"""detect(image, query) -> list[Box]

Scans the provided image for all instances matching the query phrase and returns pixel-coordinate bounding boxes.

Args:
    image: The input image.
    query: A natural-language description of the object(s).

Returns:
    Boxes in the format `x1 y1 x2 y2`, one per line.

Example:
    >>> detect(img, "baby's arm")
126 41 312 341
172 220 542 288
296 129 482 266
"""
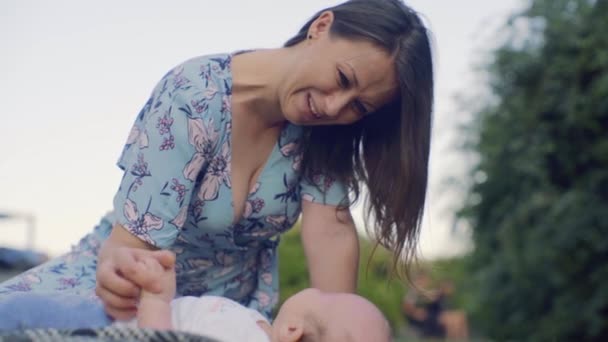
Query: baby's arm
128 251 176 330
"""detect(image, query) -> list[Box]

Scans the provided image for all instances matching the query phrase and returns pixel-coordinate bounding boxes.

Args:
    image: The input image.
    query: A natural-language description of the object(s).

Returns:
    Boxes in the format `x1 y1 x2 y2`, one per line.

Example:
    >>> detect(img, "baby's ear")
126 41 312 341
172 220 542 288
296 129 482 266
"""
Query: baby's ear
279 321 304 342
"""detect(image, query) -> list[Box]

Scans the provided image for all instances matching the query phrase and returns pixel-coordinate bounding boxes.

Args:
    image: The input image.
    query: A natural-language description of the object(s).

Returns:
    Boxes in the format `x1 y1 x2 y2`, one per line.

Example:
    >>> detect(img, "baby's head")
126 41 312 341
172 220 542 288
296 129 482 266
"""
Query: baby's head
270 288 391 342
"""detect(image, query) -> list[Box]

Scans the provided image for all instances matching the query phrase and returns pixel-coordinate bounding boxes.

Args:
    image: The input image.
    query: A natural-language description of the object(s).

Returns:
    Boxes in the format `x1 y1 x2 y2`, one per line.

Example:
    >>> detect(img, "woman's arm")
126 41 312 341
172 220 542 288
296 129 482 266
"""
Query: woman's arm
300 200 359 292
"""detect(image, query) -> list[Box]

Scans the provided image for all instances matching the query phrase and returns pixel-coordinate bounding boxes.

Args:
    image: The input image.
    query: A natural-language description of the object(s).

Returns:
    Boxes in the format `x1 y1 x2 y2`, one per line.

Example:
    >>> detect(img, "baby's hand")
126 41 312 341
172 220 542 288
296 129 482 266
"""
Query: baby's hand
131 252 176 304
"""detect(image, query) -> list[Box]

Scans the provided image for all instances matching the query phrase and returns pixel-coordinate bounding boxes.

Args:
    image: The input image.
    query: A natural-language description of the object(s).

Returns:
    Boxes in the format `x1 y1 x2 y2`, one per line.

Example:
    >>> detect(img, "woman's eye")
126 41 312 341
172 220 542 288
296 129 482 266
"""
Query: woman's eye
338 70 349 88
353 101 367 115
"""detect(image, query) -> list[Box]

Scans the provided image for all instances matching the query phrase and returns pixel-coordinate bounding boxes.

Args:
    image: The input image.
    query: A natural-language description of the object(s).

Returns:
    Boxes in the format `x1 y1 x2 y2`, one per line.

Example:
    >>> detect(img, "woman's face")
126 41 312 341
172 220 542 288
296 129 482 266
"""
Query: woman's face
280 12 398 126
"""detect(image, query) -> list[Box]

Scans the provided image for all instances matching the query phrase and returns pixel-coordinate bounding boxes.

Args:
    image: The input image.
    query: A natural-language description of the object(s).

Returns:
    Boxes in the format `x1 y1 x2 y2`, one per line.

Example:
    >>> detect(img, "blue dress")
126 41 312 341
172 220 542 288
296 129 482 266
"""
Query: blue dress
0 53 346 319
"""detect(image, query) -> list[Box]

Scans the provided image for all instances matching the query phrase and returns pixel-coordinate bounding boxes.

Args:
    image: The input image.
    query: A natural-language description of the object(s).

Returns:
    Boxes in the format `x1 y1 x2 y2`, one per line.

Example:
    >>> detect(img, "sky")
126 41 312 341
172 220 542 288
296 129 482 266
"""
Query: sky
0 0 525 259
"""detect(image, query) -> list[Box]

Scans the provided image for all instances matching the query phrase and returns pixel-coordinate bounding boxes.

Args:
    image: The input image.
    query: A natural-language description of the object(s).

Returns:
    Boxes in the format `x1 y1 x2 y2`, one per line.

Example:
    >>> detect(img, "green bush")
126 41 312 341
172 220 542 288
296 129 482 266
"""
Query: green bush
459 0 608 339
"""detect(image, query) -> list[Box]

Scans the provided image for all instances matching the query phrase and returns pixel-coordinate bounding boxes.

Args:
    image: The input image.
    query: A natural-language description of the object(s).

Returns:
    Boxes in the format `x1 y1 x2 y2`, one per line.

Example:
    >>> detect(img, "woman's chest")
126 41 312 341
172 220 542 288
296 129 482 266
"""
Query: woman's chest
182 124 304 247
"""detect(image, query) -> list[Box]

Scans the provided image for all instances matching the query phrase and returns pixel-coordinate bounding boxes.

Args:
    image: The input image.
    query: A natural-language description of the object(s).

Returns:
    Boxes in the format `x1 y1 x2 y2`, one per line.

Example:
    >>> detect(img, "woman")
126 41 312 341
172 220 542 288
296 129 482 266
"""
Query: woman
0 0 433 321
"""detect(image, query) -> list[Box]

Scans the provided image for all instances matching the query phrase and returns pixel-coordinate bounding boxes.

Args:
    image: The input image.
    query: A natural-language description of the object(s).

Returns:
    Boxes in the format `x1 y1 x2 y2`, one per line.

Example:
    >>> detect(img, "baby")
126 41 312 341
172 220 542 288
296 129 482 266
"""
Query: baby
129 250 391 342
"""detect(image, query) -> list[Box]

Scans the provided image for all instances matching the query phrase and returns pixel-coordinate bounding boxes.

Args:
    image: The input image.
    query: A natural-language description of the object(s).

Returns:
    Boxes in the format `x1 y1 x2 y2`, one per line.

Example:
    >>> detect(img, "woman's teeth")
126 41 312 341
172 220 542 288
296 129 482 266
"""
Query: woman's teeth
308 96 322 118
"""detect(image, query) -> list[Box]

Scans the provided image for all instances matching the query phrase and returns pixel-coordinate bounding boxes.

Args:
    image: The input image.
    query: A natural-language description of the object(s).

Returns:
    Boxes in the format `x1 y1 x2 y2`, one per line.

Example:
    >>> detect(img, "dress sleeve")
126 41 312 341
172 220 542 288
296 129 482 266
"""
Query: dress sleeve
112 62 222 248
299 173 348 206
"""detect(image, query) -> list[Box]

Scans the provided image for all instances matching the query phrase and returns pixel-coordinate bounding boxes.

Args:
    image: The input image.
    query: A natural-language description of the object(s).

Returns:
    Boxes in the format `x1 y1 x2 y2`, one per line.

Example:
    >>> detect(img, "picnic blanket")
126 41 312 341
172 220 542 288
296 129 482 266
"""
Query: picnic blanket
0 326 219 342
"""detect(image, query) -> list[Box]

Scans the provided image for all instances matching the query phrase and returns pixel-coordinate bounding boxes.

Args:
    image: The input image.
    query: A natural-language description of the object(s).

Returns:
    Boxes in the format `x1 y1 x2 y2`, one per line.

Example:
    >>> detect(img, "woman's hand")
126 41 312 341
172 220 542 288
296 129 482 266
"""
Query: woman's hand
131 251 176 304
95 224 173 320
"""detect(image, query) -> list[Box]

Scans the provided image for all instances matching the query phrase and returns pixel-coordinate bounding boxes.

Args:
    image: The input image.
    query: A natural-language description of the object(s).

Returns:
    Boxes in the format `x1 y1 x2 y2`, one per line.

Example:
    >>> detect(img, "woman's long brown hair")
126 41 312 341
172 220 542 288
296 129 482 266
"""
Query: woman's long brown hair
285 0 434 277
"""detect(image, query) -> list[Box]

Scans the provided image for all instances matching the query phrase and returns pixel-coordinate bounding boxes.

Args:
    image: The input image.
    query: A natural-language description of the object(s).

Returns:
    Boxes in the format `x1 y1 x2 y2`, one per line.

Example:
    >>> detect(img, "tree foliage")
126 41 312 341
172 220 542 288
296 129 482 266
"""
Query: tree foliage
459 0 608 339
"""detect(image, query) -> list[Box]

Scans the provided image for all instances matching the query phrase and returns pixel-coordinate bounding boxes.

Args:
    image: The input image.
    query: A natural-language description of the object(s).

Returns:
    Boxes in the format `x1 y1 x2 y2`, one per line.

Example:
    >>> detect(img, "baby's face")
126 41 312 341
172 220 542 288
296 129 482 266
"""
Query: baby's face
272 288 390 342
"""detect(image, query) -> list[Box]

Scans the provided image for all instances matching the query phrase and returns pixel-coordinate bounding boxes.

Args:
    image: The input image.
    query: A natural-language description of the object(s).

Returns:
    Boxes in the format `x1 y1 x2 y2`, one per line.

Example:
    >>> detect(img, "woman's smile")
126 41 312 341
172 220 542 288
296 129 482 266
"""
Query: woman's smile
308 93 323 119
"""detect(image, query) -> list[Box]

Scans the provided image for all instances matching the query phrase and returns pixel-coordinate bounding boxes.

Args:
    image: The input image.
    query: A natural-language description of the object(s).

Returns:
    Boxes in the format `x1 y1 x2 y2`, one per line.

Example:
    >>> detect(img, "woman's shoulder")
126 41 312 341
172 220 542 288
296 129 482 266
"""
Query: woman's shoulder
166 53 232 80
179 53 232 72
157 53 234 97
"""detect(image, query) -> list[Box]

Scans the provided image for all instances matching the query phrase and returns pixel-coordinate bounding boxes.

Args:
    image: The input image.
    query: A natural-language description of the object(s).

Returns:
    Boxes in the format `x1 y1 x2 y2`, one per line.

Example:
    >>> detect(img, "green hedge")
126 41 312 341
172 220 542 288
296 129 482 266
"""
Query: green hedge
458 0 608 339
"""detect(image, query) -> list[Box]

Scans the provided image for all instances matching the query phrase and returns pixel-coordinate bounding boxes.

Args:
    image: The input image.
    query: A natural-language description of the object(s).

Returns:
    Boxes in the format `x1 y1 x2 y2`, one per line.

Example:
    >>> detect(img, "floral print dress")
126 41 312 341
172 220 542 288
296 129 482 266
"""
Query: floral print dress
0 53 346 319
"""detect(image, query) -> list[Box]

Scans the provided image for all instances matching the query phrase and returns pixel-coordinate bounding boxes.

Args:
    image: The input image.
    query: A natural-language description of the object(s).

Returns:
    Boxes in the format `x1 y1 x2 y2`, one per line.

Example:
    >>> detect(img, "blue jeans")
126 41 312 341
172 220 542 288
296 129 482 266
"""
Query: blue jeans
0 292 112 330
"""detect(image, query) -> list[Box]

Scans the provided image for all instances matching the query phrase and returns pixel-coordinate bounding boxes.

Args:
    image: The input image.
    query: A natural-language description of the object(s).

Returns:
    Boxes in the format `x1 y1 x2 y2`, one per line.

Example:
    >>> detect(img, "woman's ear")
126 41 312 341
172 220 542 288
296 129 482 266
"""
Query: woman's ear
279 322 304 342
307 10 334 40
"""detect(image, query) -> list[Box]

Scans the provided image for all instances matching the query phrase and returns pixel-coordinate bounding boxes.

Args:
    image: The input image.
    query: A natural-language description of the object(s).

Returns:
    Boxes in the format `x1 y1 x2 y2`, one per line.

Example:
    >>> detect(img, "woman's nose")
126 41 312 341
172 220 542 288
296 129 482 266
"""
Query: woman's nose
324 91 354 117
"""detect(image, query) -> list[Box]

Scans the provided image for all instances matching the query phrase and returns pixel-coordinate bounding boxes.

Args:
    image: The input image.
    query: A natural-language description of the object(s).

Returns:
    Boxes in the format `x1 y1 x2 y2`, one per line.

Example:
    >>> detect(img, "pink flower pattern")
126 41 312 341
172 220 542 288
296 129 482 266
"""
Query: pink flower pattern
197 140 231 201
123 199 164 245
182 117 220 182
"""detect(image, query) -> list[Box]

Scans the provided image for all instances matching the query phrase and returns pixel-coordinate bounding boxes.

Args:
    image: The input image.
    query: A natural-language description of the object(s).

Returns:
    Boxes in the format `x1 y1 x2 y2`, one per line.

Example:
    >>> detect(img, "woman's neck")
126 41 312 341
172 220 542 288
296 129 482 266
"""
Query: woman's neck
230 48 294 129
